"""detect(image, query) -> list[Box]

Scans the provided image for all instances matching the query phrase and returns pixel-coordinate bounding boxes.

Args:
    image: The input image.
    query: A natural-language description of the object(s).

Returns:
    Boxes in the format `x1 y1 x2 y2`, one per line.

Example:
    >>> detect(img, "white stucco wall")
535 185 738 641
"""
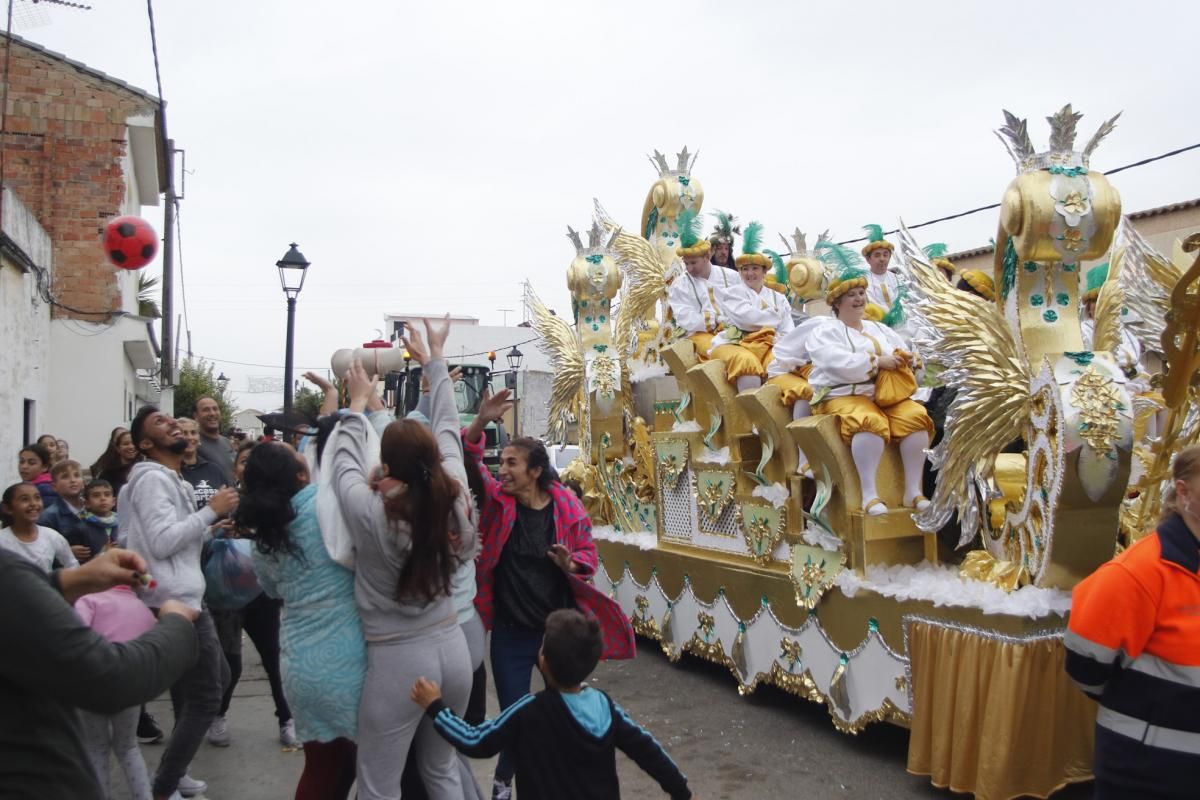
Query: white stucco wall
0 187 53 488
46 316 159 472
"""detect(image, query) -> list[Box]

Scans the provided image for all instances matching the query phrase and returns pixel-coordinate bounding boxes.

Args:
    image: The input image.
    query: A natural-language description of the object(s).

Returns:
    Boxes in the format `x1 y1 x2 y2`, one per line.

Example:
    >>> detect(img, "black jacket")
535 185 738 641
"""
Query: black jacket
426 686 691 800
0 551 198 798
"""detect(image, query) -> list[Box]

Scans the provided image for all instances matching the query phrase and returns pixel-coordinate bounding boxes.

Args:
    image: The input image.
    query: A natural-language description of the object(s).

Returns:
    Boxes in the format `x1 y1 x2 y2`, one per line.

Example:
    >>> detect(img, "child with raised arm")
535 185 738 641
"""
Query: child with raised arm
411 609 694 800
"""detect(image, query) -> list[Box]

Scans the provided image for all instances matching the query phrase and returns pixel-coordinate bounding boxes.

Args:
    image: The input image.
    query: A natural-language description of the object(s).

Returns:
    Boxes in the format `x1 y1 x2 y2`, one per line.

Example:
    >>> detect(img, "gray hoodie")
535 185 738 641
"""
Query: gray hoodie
121 460 217 610
332 358 477 641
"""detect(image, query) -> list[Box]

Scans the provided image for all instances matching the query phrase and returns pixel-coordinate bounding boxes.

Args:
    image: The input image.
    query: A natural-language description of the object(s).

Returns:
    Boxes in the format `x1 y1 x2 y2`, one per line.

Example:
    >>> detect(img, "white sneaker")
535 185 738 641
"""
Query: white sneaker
279 718 301 749
177 774 207 797
207 715 231 747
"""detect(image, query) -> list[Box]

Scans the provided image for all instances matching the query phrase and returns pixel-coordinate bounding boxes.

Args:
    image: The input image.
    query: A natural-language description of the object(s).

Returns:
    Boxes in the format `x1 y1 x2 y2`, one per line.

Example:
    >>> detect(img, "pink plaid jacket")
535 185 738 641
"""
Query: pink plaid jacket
463 432 635 660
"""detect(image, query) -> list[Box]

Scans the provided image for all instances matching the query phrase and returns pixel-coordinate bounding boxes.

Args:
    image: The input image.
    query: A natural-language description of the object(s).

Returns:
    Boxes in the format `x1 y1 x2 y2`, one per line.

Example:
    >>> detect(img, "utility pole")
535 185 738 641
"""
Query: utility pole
160 138 176 390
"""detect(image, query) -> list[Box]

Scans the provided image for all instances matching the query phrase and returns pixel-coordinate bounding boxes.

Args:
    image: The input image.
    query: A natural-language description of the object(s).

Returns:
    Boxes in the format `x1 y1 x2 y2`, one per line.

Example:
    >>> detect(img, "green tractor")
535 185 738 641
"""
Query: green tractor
396 363 508 473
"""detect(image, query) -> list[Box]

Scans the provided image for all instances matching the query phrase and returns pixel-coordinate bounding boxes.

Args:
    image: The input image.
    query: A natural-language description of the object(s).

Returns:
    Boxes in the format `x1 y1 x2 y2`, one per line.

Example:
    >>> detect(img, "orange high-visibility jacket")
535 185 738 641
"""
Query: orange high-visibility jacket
1064 513 1200 797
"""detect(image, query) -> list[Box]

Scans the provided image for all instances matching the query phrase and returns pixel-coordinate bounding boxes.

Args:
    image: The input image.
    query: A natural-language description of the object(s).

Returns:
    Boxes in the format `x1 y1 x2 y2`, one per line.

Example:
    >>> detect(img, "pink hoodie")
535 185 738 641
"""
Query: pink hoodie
74 585 157 643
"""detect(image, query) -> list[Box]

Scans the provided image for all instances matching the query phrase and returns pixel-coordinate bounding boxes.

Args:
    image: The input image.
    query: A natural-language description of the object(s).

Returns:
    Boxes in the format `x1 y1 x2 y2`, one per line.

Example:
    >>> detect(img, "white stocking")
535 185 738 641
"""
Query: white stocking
900 430 930 507
736 375 762 392
793 400 812 474
851 432 886 514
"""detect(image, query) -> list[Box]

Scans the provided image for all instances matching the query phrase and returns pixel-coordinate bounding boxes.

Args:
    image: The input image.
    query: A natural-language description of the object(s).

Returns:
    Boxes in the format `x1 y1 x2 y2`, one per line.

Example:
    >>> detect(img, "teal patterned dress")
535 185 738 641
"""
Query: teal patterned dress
252 484 365 743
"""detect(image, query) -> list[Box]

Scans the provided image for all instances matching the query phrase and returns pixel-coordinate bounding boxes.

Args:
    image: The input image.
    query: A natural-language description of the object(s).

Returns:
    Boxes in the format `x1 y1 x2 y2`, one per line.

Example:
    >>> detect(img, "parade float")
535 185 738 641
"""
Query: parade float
523 109 1200 799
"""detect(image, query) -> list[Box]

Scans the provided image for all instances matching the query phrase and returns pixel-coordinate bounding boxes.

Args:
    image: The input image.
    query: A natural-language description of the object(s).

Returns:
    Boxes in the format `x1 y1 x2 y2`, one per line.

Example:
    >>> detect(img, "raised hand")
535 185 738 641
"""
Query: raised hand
425 313 451 361
402 325 429 367
478 387 513 424
344 358 379 413
302 371 334 393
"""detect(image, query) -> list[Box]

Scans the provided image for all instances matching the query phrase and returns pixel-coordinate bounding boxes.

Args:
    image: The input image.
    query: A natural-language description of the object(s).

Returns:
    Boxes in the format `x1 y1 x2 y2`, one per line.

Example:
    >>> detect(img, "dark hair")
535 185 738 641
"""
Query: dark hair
563 480 584 501
236 443 305 558
130 405 159 453
956 276 987 300
542 609 602 686
50 459 82 481
20 443 50 469
1 482 36 528
90 428 130 477
37 434 57 448
504 437 554 491
379 419 460 603
84 479 113 499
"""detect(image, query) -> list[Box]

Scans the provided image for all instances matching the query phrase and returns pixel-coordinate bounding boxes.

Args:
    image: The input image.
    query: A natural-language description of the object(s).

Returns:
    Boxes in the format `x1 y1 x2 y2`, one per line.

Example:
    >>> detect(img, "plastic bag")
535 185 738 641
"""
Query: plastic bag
203 537 262 611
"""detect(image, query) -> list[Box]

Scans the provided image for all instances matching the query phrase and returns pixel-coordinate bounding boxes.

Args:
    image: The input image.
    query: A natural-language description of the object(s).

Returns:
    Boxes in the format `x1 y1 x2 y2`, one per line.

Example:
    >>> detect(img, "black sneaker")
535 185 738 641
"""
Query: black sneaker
137 710 164 744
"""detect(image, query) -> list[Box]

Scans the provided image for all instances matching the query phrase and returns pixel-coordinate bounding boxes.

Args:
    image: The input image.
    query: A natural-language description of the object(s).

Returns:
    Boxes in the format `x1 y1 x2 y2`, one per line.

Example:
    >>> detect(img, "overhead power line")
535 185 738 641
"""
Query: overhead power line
835 141 1200 245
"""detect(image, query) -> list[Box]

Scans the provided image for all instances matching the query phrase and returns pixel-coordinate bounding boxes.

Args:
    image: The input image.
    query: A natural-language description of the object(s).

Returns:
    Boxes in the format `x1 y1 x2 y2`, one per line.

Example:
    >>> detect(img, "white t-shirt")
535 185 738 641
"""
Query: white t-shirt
0 526 79 573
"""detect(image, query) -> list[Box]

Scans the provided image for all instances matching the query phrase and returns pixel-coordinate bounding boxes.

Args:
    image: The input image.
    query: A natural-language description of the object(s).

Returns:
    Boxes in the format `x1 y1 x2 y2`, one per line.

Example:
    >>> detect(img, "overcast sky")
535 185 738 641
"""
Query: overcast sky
24 0 1200 411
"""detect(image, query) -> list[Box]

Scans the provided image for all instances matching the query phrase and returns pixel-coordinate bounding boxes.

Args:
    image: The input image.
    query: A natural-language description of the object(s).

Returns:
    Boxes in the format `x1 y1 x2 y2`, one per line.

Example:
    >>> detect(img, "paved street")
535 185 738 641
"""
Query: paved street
117 637 1093 799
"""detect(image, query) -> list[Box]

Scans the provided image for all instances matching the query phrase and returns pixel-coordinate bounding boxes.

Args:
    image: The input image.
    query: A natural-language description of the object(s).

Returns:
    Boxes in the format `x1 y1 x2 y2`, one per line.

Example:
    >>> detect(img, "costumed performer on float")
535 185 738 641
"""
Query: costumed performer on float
807 267 934 516
709 221 795 392
709 210 740 273
666 209 733 360
765 316 825 476
924 242 957 284
861 224 905 326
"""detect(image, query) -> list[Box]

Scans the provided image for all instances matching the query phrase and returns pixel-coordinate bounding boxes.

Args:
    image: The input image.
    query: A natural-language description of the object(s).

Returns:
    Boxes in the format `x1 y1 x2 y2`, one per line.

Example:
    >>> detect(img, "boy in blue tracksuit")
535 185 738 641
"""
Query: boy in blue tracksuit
412 609 692 800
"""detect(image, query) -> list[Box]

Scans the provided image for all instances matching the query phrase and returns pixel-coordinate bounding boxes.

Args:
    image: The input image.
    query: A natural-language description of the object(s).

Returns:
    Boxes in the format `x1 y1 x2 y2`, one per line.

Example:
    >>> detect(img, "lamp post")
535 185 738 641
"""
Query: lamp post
276 243 311 419
505 344 524 437
216 372 229 393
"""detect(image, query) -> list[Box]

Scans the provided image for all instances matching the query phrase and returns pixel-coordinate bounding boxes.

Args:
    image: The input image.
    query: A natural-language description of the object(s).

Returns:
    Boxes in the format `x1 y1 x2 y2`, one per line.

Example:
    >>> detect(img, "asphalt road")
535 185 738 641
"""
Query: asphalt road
116 637 1093 799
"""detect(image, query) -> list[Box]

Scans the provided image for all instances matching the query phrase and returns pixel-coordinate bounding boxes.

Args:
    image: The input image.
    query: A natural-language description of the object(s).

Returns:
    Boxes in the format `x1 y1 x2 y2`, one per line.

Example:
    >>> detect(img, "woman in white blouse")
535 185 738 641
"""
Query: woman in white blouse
807 269 934 516
709 222 794 391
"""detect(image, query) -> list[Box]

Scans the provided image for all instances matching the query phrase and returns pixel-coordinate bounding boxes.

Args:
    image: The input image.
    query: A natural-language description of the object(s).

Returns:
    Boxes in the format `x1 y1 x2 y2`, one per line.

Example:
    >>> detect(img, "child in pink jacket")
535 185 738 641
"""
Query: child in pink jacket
75 585 158 800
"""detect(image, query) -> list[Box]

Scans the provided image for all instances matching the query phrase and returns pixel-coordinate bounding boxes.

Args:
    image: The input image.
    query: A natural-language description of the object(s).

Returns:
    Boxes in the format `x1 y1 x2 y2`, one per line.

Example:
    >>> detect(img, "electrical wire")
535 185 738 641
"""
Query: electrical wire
834 141 1200 245
193 335 543 372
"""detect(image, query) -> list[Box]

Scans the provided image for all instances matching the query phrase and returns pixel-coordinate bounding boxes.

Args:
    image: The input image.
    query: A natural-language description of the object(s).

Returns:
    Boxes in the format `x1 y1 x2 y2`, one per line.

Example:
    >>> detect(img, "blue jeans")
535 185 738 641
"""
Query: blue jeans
489 620 544 784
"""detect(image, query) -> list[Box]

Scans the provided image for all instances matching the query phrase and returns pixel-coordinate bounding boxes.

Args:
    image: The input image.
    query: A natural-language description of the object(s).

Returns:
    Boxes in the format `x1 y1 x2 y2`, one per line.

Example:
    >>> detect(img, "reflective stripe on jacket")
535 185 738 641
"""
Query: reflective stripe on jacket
1065 513 1200 797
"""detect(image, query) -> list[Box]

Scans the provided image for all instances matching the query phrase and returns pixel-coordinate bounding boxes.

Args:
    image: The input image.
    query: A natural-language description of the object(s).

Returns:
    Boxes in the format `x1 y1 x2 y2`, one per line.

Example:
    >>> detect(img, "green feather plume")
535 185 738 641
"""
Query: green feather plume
814 240 864 272
922 242 949 259
881 294 906 328
677 208 704 249
741 221 764 256
711 210 740 240
764 249 787 284
837 267 868 284
862 223 886 243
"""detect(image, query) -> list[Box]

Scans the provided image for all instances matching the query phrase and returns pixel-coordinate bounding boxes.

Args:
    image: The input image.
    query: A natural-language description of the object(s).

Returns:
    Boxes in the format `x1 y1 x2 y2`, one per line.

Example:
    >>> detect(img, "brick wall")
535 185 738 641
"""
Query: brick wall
1 40 155 319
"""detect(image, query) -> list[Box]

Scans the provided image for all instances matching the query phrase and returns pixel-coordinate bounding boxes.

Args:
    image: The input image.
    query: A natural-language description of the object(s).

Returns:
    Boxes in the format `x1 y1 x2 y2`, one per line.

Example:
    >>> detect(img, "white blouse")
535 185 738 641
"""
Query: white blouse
766 317 831 377
865 269 902 309
807 319 908 400
666 267 733 335
708 283 795 351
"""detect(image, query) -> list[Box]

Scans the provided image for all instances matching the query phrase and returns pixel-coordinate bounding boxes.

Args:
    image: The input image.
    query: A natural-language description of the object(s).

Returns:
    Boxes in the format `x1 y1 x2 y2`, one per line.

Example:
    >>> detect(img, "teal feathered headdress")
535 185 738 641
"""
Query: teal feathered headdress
709 210 740 245
735 221 770 267
763 249 788 286
861 223 894 257
675 208 710 257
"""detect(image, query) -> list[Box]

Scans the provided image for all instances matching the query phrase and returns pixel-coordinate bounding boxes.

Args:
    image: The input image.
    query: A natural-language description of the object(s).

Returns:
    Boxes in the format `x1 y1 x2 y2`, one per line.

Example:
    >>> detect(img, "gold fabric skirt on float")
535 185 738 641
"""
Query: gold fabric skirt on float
905 617 1096 800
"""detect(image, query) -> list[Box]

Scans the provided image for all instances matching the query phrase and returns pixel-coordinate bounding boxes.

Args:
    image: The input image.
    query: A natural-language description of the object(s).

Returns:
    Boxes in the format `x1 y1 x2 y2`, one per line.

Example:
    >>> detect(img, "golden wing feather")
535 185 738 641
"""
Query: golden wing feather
898 225 1032 545
522 283 583 442
1092 245 1125 354
594 199 676 357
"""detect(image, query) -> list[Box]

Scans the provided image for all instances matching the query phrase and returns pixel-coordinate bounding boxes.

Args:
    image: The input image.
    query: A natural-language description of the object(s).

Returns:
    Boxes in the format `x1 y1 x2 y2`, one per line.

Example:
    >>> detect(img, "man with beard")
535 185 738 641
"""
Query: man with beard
122 406 238 800
708 209 740 273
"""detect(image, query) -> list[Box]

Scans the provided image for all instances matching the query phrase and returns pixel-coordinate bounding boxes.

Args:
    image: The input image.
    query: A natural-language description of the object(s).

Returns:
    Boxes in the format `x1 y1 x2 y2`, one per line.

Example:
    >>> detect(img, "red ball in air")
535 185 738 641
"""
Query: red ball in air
103 215 159 270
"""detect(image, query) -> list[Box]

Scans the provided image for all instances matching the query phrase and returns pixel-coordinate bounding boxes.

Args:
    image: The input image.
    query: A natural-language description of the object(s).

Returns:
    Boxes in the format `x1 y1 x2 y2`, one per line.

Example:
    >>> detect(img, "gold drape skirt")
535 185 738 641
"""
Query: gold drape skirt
905 618 1096 800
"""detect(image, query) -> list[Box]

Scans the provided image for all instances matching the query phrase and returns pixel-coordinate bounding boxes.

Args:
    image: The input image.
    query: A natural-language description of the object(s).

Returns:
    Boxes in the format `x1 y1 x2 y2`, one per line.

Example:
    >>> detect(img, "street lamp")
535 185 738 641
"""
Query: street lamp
506 345 524 372
276 243 311 418
216 372 229 393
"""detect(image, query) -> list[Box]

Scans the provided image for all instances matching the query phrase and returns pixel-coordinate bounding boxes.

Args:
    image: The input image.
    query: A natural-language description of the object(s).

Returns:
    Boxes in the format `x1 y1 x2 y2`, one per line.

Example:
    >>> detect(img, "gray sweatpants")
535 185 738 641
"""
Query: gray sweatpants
357 622 472 800
154 610 230 797
80 705 152 800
